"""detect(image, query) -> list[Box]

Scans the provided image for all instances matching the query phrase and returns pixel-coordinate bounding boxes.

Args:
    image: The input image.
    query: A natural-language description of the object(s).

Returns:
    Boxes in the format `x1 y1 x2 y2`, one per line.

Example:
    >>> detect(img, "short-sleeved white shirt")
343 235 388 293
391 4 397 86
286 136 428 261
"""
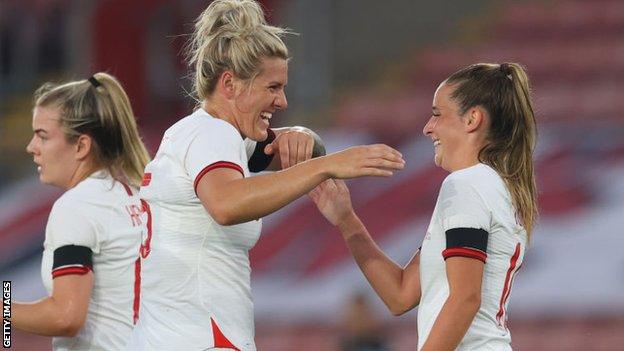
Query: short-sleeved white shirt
128 109 261 351
418 163 527 351
41 170 143 351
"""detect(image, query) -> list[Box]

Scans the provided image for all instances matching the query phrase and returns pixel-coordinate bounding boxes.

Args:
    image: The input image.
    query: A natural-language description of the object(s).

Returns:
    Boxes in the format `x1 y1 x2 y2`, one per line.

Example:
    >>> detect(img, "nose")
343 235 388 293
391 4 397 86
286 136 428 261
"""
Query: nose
274 90 288 110
26 135 37 155
423 116 434 136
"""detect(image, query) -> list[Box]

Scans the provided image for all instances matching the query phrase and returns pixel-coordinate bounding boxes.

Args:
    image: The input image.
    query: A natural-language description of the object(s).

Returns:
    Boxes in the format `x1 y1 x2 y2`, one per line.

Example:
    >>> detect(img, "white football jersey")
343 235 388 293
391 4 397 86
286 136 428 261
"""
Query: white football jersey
418 163 527 351
41 170 143 351
128 109 261 351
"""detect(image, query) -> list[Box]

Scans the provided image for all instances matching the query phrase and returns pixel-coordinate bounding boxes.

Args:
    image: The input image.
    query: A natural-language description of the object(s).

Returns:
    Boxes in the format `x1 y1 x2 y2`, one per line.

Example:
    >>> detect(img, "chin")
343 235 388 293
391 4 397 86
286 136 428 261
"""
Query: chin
39 174 52 185
434 155 451 172
251 128 268 142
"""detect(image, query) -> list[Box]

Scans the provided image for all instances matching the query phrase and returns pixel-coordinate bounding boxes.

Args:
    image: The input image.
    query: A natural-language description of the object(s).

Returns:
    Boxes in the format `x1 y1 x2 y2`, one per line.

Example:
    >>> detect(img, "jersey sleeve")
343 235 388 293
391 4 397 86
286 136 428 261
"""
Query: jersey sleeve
438 176 491 263
46 199 101 277
184 121 246 192
439 176 491 231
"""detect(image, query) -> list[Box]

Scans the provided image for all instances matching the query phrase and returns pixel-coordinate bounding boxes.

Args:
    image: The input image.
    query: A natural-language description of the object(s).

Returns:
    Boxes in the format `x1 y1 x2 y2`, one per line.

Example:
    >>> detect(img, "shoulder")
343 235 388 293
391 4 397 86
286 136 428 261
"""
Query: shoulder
52 173 122 216
172 109 240 138
442 164 503 194
437 165 496 231
53 180 97 212
48 186 98 231
447 163 497 182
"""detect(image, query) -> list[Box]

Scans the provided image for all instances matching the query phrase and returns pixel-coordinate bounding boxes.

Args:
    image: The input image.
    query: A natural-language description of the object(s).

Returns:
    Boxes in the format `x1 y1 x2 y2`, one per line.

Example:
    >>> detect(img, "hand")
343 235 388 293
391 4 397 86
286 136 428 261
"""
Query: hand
323 144 405 179
309 179 355 226
264 128 314 169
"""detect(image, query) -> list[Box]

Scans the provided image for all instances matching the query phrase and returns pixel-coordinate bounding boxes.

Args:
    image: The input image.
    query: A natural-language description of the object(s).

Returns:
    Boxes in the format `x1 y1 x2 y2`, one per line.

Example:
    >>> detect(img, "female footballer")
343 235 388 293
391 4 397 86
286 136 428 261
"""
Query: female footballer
311 63 538 351
128 1 405 350
12 73 150 350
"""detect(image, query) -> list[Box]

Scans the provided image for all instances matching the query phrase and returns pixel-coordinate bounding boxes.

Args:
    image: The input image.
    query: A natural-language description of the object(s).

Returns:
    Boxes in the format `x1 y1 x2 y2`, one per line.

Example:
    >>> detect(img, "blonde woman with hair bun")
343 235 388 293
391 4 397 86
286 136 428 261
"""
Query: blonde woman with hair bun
11 73 150 350
128 0 405 350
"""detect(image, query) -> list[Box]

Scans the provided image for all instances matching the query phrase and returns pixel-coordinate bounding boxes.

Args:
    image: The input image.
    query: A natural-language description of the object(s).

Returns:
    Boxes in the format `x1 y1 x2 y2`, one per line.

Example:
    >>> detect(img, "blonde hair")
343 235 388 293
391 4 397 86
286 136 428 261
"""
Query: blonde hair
187 0 291 100
34 72 150 187
445 62 538 238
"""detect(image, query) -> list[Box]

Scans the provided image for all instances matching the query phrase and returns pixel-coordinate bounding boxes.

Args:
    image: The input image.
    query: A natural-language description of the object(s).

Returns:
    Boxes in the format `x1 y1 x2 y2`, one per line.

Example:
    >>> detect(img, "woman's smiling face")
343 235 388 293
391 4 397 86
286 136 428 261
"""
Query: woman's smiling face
231 56 288 141
422 83 469 172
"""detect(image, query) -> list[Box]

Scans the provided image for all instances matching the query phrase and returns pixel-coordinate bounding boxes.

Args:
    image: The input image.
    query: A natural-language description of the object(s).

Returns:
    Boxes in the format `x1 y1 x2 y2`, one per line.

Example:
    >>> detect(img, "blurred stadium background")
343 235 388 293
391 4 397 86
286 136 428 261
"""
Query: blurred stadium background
2 0 623 350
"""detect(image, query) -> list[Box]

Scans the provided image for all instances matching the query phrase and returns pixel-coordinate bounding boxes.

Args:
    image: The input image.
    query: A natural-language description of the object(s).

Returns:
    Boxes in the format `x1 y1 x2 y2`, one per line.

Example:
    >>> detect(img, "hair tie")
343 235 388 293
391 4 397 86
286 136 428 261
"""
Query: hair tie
499 63 512 81
88 76 102 88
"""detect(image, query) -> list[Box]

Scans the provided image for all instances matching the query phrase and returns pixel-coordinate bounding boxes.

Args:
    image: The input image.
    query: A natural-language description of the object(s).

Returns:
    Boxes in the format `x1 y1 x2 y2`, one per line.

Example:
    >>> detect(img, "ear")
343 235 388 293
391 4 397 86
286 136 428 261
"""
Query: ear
464 106 487 133
217 70 237 100
74 134 93 161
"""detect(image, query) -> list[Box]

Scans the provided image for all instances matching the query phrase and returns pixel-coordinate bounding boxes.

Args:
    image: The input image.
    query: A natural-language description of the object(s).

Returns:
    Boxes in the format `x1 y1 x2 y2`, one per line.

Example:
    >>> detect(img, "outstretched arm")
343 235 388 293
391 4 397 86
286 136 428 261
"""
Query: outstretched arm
310 179 421 315
199 145 405 225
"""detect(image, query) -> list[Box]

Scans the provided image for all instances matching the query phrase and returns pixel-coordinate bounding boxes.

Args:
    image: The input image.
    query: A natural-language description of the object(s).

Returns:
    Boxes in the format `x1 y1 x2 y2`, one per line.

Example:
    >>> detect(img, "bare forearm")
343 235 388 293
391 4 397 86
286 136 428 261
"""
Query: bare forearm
421 296 480 351
13 299 74 336
338 213 415 314
212 157 329 224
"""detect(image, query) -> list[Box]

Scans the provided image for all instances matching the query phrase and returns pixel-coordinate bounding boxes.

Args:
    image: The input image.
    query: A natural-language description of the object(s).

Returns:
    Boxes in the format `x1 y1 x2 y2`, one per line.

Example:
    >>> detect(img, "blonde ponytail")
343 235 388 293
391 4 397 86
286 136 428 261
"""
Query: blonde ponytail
91 73 150 186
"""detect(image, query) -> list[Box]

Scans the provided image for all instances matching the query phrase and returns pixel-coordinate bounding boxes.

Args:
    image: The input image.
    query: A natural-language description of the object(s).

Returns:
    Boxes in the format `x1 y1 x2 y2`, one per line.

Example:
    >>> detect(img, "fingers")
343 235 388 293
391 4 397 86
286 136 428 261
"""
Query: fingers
308 186 320 202
362 168 394 177
279 137 290 170
325 178 338 192
369 144 404 163
293 133 313 166
309 179 335 204
305 137 314 162
365 158 405 171
334 179 350 195
289 135 298 168
273 131 315 169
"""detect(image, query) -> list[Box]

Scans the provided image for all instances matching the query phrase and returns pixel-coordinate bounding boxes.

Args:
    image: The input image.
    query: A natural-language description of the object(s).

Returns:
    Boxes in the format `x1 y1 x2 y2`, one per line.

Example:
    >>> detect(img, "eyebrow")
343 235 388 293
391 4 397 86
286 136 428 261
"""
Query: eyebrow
432 106 440 111
34 128 48 134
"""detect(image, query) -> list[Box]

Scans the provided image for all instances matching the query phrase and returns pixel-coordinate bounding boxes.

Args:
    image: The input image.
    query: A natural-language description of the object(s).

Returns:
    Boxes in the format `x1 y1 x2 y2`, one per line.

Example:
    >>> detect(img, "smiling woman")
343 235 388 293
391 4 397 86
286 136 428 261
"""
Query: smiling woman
126 1 405 351
12 73 150 351
310 62 538 351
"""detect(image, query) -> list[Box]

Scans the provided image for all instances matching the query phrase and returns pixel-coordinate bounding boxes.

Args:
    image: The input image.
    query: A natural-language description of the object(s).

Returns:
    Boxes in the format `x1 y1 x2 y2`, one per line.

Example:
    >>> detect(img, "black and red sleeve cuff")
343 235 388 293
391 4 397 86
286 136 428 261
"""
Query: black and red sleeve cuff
442 227 489 264
248 129 276 173
194 161 245 194
52 245 93 278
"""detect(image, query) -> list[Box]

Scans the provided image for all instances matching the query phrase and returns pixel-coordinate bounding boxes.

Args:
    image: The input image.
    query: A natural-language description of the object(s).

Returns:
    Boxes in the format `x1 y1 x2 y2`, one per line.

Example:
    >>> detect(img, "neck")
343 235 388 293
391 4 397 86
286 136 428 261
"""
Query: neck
449 158 480 172
65 162 102 190
448 142 482 172
202 99 241 135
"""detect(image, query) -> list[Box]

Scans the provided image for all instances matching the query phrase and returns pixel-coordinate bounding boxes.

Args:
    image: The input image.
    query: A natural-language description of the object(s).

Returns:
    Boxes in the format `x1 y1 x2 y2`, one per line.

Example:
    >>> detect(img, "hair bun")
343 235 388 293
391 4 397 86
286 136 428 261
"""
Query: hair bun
204 0 266 37
187 0 291 100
